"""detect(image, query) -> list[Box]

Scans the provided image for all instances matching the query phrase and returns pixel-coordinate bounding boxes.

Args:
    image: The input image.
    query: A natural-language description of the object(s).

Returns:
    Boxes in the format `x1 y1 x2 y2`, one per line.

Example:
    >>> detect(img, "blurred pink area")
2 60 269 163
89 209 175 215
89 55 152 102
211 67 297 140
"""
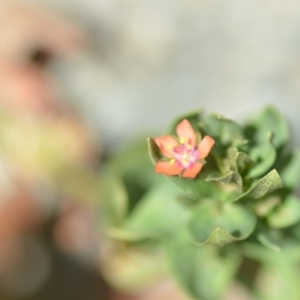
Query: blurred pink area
0 0 84 115
0 1 102 299
0 186 43 273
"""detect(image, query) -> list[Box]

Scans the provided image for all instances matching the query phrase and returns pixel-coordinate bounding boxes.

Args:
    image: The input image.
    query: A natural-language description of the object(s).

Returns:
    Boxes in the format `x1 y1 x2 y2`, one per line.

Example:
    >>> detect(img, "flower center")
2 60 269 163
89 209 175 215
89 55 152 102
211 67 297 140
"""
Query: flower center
172 143 198 168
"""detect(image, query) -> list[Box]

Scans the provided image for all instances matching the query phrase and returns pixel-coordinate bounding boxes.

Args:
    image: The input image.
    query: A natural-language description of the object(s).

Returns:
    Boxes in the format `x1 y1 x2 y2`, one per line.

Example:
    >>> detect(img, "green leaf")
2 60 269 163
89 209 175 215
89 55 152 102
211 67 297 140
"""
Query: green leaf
250 105 289 148
147 137 162 164
109 181 188 241
166 231 241 300
106 227 153 242
235 151 254 174
254 195 281 217
255 263 300 300
244 242 300 300
234 169 282 201
243 241 300 264
280 149 300 190
248 132 276 178
188 202 256 247
223 148 253 181
167 175 217 199
247 169 282 198
204 228 240 247
201 113 243 145
209 149 253 192
204 171 242 186
111 138 155 174
99 172 128 226
257 229 282 252
267 195 300 229
110 138 159 193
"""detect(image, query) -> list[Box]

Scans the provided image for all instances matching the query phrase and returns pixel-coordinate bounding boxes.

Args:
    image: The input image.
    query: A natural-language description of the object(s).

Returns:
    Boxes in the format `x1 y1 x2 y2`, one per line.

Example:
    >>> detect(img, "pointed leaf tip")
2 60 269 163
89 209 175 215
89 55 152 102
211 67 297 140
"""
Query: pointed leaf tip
147 137 161 164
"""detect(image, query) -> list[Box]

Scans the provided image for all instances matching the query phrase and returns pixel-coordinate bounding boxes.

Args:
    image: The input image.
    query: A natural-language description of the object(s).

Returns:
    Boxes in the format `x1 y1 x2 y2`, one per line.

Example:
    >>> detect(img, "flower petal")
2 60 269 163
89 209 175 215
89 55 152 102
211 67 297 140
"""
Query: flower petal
154 135 179 158
182 163 203 178
176 119 196 147
155 161 183 176
198 135 215 159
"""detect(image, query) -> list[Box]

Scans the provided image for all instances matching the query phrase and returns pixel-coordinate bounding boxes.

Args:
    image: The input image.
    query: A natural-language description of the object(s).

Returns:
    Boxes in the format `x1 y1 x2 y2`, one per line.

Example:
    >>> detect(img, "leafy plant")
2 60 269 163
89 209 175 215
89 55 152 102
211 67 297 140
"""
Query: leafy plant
99 106 300 300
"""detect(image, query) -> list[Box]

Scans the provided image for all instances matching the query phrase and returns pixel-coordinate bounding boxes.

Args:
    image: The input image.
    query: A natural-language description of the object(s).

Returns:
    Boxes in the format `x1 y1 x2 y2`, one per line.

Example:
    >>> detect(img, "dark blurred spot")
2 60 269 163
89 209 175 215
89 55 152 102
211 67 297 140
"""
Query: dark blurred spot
29 49 51 66
123 175 148 211
231 230 241 238
237 256 260 289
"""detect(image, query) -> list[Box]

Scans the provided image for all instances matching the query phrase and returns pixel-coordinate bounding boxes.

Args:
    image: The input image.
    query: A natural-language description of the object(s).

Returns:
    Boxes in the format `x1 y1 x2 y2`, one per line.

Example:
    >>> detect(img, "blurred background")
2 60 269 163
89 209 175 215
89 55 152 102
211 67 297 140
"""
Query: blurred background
14 0 300 148
0 0 299 299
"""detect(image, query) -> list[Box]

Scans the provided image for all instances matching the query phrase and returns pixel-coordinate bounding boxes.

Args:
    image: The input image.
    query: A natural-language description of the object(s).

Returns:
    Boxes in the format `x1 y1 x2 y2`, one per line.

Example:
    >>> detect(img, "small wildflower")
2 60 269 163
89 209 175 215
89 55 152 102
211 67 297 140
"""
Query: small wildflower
154 119 215 178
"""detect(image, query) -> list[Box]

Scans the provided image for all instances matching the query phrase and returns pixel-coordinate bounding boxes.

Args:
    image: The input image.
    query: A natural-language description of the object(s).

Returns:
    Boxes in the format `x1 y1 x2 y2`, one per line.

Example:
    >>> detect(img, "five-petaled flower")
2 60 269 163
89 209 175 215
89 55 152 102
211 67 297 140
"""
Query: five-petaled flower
154 119 215 178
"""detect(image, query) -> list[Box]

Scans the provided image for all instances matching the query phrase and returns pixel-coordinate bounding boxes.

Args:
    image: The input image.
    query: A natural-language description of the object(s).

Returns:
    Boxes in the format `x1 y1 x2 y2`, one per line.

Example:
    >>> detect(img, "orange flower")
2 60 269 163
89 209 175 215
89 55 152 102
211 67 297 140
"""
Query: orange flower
154 119 215 178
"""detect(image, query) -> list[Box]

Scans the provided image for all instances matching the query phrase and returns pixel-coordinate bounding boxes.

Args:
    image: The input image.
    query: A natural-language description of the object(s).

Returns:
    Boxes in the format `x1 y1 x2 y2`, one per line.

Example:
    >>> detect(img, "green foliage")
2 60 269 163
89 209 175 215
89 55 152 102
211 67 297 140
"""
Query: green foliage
267 195 300 229
166 230 241 300
188 202 256 247
99 105 300 299
108 181 189 241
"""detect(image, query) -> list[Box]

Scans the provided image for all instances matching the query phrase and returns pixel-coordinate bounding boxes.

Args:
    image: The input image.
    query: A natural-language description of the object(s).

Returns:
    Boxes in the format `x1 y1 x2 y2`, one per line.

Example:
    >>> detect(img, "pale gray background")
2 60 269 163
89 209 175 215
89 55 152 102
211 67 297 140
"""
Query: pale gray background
27 0 300 148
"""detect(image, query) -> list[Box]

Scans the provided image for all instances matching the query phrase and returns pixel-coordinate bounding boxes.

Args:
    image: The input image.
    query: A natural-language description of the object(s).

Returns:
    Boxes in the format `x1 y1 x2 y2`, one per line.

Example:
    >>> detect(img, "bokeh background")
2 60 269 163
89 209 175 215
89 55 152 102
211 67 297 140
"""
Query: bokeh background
0 0 299 299
28 0 300 148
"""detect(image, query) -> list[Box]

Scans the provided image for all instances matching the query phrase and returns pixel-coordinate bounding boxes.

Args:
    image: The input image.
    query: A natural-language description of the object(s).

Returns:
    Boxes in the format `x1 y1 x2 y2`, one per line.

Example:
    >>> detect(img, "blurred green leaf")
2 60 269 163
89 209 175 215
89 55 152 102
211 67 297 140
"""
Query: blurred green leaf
254 195 281 217
235 151 254 174
99 172 128 226
204 228 241 247
244 240 300 265
255 264 300 300
167 175 217 199
244 242 300 300
280 149 300 190
166 231 241 300
205 149 253 193
267 195 300 229
111 138 157 183
201 113 244 145
257 228 282 252
109 181 188 241
251 105 290 148
110 139 160 211
188 202 256 247
204 171 242 186
106 227 153 242
248 132 276 178
147 137 161 164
